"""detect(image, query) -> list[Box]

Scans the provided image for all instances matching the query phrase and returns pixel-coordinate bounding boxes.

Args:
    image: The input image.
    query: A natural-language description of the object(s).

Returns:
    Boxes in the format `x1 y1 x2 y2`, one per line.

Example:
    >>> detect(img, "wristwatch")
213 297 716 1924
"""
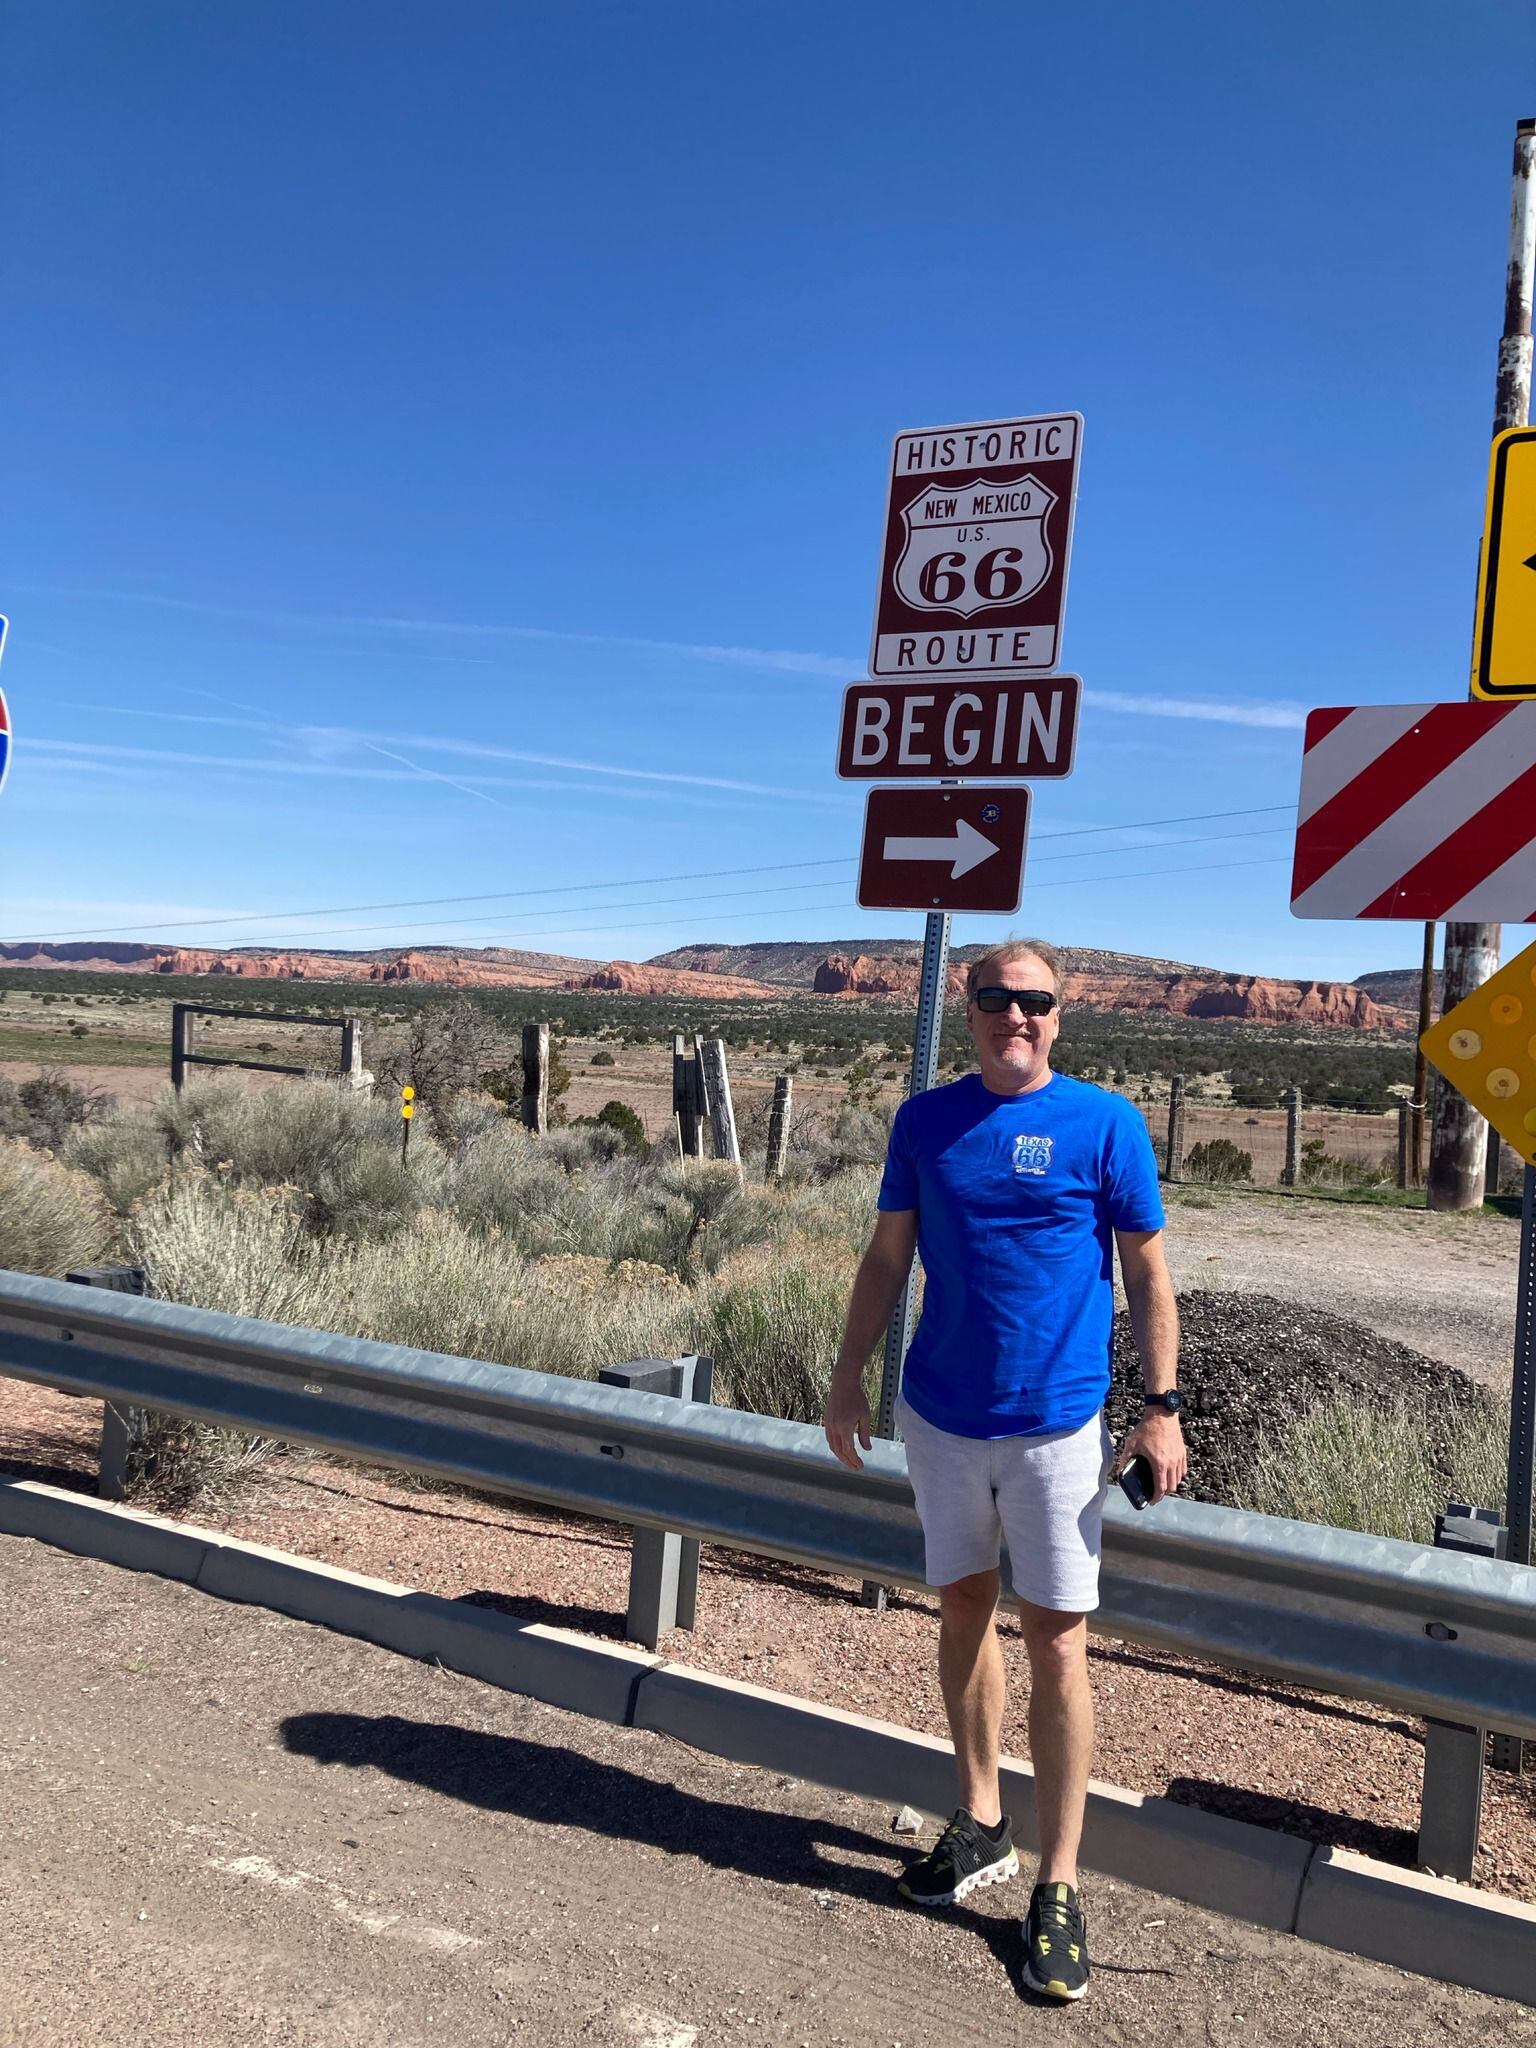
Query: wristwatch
1143 1389 1184 1414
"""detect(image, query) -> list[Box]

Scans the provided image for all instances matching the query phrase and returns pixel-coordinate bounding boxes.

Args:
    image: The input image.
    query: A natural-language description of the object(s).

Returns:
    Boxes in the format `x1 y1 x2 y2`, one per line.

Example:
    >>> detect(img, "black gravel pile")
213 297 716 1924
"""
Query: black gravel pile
1107 1290 1491 1508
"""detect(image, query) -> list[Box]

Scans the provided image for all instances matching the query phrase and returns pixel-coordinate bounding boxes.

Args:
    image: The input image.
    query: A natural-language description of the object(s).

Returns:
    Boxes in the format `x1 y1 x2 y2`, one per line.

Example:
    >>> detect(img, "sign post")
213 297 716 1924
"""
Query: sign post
400 1083 415 1164
1419 938 1536 1770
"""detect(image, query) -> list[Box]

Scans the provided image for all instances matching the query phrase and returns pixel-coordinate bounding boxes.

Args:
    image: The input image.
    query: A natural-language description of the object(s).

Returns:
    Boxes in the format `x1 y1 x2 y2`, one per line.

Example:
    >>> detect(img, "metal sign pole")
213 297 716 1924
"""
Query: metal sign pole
1490 1161 1536 1773
1430 118 1536 1208
862 908 951 1612
1505 1164 1536 1572
873 909 952 1441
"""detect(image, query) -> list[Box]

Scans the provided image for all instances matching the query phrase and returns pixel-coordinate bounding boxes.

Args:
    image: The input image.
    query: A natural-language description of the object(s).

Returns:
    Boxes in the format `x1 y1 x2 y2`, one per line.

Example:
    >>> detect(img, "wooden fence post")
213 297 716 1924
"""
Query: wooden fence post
765 1075 793 1180
1165 1075 1186 1181
689 1033 710 1159
1281 1087 1303 1187
700 1037 742 1178
1397 1102 1414 1190
673 1034 699 1158
170 1004 193 1092
520 1022 549 1136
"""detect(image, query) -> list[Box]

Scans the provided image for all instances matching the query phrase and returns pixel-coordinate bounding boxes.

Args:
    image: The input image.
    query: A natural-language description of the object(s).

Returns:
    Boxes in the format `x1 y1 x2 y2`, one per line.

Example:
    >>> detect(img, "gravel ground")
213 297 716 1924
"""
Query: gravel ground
5 1362 1534 1912
11 1538 1531 2048
1160 1190 1520 1396
1106 1291 1490 1507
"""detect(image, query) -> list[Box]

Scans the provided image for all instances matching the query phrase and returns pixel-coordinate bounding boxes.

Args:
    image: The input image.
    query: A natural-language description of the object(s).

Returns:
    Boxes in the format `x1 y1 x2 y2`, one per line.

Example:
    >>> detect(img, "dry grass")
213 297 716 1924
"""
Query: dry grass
0 1138 113 1276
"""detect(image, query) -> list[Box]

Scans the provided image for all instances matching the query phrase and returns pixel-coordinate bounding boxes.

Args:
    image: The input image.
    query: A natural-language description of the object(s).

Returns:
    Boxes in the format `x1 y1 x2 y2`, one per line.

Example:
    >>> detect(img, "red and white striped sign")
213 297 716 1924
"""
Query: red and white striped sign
1292 701 1536 921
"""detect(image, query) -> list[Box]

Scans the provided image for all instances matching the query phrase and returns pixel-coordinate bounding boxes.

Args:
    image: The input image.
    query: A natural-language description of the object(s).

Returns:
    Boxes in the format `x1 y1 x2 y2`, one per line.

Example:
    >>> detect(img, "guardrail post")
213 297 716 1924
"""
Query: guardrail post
1164 1076 1186 1181
1281 1087 1303 1187
595 1354 712 1649
65 1265 152 1499
1418 1503 1507 1877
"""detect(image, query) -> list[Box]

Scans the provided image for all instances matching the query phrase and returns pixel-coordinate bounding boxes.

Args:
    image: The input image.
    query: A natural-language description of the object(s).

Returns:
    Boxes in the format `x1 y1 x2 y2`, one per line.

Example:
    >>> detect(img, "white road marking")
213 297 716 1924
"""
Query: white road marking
621 2010 699 2048
208 1851 481 1954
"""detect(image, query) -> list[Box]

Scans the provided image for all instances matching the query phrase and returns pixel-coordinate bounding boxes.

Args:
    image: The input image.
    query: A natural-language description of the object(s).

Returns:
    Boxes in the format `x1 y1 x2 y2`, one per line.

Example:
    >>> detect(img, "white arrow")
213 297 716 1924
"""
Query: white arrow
883 817 999 879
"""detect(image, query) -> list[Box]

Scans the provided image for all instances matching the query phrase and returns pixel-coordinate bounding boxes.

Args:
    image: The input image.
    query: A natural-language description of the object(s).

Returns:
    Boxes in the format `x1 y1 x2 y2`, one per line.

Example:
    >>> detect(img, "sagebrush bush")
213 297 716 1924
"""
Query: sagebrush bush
1235 1389 1508 1543
340 1213 695 1377
126 1176 338 1326
699 1236 858 1422
0 1138 112 1275
61 1110 170 1216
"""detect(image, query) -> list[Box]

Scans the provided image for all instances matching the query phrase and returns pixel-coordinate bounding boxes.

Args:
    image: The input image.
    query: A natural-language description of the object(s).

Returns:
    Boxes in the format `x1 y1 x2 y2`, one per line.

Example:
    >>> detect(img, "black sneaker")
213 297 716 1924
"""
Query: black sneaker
897 1808 1018 1907
1023 1881 1089 2001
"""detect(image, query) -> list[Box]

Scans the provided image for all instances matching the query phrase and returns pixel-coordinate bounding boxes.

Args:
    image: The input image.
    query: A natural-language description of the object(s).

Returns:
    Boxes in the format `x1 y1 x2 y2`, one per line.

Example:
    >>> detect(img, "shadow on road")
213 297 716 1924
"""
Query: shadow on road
280 1708 1030 1988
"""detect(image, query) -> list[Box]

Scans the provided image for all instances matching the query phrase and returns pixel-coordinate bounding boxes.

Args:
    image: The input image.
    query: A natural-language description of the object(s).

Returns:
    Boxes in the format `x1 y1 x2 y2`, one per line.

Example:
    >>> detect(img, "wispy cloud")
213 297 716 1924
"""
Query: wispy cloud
46 704 844 803
1088 689 1308 731
22 583 854 679
23 735 845 811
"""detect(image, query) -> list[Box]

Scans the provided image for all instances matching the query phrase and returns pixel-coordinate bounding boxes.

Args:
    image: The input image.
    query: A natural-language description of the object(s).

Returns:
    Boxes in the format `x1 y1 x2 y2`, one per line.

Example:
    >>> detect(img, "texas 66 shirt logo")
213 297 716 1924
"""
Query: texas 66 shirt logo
871 415 1081 680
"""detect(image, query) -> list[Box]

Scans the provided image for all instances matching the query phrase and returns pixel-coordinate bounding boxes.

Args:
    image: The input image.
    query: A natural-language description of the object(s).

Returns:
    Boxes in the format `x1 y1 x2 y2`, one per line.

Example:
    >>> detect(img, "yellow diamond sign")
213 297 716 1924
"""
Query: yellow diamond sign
1421 940 1536 1164
1473 426 1536 699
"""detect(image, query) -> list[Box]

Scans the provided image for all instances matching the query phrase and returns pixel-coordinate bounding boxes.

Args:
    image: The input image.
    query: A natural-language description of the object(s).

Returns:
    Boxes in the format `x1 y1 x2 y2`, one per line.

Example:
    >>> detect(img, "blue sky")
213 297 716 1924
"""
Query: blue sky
3 1 1532 980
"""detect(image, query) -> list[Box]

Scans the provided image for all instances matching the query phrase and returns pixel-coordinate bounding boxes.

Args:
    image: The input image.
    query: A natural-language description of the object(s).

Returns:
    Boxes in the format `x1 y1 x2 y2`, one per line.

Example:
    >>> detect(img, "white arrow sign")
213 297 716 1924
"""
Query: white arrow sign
883 817 998 878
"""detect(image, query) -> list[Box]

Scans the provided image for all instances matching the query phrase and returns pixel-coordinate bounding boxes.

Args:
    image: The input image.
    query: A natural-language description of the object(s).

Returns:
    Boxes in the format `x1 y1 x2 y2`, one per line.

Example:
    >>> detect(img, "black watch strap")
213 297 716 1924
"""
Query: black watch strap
1143 1389 1183 1413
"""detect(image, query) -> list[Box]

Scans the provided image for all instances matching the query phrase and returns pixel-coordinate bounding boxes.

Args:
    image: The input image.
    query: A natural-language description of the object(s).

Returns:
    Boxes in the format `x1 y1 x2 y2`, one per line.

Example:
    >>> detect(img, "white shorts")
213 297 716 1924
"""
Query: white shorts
896 1393 1113 1612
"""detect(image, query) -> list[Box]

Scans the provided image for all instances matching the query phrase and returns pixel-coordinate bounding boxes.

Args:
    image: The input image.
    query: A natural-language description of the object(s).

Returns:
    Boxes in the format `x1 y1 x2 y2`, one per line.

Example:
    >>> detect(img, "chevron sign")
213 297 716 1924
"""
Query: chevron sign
1291 700 1536 921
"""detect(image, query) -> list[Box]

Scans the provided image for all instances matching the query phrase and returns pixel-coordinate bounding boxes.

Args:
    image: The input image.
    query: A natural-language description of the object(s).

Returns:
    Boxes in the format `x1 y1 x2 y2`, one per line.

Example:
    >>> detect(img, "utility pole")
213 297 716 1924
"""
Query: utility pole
1430 119 1536 1209
1412 921 1436 1183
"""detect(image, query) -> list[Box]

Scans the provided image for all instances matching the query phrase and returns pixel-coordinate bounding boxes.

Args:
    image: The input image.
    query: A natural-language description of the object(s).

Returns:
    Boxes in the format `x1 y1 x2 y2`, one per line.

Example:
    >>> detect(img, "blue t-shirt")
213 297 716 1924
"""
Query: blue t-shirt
878 1071 1164 1440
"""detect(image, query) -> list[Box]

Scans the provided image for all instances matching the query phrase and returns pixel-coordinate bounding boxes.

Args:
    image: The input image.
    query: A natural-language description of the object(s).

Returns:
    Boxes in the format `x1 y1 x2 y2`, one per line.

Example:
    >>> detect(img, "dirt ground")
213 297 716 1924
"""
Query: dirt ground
10 1538 1531 2047
1158 1187 1519 1394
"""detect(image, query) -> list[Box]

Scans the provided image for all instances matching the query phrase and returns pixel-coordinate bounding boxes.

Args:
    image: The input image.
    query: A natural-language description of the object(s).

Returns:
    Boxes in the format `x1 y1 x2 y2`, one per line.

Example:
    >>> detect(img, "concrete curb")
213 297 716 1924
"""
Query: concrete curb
2 1475 1530 2008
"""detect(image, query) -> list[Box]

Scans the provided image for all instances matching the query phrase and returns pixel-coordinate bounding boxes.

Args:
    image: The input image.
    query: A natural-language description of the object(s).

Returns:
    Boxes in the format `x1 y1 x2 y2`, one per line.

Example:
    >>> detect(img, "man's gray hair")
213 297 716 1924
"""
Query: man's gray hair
965 937 1065 999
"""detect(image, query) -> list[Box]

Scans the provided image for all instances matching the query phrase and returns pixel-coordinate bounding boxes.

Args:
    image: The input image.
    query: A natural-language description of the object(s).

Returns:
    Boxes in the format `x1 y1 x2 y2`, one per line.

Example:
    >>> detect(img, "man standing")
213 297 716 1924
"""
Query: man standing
823 938 1184 2005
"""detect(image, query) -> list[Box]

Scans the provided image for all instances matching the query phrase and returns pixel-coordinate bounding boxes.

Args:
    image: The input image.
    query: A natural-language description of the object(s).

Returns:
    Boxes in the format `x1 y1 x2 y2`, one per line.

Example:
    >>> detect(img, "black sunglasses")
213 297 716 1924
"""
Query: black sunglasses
971 985 1058 1017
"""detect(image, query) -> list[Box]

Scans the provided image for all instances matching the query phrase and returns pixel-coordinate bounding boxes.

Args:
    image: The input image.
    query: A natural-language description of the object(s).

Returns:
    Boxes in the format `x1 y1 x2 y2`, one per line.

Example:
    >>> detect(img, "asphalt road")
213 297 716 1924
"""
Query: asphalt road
1 1532 1531 2048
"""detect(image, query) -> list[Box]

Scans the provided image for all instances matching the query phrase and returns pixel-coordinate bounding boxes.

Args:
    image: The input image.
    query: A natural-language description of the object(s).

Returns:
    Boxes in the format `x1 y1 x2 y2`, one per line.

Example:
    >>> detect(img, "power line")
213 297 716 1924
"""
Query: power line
111 823 1293 953
1 805 1294 947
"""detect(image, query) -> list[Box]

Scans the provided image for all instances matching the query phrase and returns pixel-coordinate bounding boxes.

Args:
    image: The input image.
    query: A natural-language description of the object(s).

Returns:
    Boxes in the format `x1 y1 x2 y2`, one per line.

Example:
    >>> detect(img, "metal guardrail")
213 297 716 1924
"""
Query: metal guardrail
2 1268 1535 1747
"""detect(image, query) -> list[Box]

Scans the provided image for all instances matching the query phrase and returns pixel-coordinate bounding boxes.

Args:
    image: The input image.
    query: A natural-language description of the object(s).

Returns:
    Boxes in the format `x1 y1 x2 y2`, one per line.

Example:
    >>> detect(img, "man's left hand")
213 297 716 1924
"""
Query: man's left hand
1115 1410 1187 1505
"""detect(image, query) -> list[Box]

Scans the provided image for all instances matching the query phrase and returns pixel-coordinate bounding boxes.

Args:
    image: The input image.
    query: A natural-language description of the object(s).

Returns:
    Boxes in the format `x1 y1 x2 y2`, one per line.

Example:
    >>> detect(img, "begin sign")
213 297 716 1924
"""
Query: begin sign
837 676 1080 781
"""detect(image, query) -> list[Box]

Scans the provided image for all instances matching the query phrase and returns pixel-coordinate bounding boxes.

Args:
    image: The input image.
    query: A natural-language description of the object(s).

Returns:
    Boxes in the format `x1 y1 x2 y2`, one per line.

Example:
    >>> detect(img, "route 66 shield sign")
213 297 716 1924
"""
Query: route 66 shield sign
893 475 1057 619
871 414 1081 679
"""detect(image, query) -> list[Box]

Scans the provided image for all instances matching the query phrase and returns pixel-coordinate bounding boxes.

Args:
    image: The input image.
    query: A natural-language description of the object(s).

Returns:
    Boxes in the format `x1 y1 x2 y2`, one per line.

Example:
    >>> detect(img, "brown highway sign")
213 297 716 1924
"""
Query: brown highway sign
857 786 1030 914
837 676 1080 780
870 413 1081 679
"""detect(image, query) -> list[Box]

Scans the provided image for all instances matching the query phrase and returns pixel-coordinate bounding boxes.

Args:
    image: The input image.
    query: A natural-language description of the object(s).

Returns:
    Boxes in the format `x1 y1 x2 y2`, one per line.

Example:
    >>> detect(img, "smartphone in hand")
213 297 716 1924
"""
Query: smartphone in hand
1118 1454 1155 1511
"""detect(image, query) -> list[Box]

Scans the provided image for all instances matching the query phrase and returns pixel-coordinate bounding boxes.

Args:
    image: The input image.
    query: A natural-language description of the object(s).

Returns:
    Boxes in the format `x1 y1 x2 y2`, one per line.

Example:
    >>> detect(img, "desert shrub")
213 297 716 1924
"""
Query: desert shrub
544 1122 628 1170
308 1138 443 1242
0 1139 112 1274
0 1067 106 1150
590 1049 615 1067
126 1176 338 1326
1185 1138 1252 1184
699 1238 857 1422
62 1110 170 1216
341 1213 693 1377
1297 1137 1393 1190
369 996 508 1121
775 1163 882 1255
1236 1390 1508 1544
582 1100 647 1156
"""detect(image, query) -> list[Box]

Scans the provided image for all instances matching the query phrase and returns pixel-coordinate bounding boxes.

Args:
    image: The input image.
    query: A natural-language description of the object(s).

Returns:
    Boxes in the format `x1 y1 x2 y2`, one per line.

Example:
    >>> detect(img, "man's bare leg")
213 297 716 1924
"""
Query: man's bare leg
1017 1600 1093 1886
937 1569 1006 1825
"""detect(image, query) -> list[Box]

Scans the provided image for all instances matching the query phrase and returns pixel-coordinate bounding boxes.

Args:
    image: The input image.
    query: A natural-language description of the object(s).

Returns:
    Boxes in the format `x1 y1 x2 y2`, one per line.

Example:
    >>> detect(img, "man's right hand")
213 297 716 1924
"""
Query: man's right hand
823 1374 873 1471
